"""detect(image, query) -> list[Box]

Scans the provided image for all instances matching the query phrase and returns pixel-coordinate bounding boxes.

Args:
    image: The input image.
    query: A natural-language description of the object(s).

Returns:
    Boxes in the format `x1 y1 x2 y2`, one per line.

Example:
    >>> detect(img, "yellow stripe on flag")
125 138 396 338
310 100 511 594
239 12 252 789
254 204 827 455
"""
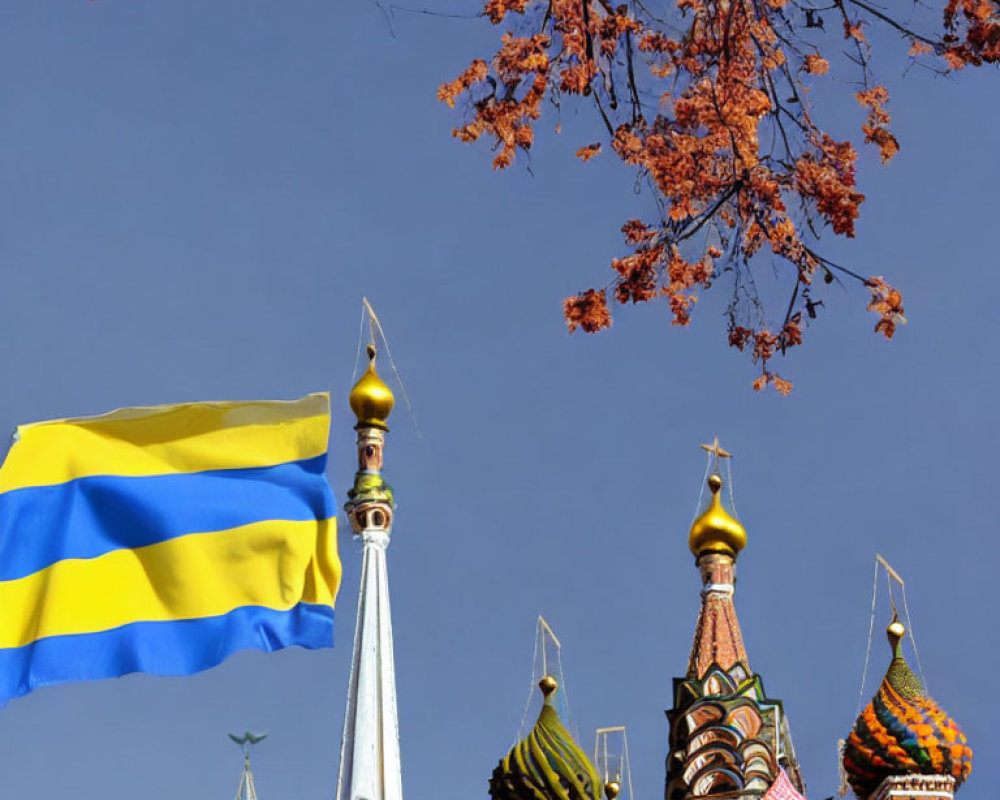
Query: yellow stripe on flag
0 517 339 649
0 393 330 492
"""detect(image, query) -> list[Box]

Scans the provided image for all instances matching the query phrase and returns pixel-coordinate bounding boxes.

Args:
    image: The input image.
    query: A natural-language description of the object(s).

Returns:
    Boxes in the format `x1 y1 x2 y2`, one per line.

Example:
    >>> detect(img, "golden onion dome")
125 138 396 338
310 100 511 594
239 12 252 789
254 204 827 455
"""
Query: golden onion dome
349 344 395 430
842 619 972 799
489 676 602 800
688 472 747 558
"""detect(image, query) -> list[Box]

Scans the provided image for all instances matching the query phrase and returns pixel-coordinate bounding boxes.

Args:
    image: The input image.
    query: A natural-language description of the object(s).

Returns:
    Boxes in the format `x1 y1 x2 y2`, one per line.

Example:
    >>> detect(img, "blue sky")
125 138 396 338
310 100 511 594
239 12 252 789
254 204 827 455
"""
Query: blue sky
0 3 996 799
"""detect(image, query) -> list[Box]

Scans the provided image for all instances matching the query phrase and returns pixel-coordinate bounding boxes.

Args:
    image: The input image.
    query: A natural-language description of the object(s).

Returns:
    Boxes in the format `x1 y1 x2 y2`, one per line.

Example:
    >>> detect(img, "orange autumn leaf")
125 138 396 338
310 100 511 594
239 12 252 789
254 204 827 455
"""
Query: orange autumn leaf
771 376 794 395
437 59 488 108
621 219 656 245
484 0 530 24
867 277 906 338
844 20 867 41
564 289 612 332
751 371 793 395
857 86 898 162
576 142 602 161
864 125 900 163
804 54 830 74
856 86 890 115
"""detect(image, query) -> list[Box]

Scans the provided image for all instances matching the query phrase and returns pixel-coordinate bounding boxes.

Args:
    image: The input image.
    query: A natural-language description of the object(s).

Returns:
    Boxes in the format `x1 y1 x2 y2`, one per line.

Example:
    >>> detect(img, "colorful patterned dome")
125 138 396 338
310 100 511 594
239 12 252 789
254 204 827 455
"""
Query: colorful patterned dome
843 619 972 799
490 676 602 800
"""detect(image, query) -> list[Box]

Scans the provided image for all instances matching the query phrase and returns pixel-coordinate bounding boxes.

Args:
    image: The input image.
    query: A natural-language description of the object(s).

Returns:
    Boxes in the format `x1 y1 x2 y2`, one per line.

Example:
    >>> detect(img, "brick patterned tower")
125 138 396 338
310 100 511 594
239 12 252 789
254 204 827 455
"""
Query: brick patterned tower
664 441 805 800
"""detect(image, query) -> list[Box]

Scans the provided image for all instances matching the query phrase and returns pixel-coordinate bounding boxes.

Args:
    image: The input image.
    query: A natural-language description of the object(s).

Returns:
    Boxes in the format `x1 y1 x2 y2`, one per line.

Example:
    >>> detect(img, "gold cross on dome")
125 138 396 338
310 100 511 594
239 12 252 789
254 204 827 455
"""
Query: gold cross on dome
700 437 732 463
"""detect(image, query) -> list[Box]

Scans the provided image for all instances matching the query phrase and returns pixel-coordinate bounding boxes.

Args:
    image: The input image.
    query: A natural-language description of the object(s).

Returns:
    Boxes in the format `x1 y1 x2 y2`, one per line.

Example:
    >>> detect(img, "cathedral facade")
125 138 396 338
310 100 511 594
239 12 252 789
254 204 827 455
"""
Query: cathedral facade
485 449 972 800
334 356 972 800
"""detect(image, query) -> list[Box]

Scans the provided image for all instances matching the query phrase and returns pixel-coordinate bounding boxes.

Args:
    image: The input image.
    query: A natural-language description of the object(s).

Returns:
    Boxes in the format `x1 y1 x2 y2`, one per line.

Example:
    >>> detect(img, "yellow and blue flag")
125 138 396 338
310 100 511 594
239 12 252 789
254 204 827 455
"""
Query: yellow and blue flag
0 393 340 704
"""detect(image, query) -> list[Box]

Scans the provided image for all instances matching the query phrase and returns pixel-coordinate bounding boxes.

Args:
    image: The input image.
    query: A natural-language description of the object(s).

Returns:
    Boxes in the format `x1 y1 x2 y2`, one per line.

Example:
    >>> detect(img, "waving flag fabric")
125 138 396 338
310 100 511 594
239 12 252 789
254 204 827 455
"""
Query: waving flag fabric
0 393 340 704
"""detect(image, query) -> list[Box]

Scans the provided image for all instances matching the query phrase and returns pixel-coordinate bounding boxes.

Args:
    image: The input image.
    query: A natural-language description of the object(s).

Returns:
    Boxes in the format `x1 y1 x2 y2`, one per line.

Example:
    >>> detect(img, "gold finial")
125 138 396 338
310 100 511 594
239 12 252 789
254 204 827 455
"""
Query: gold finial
887 615 906 652
688 466 746 558
604 781 621 800
538 675 559 697
349 344 395 430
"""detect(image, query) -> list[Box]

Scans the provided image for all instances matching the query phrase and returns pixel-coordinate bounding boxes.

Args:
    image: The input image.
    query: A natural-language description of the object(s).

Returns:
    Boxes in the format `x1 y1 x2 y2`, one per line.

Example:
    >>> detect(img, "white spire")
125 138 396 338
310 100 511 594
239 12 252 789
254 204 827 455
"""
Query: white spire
229 733 266 800
235 751 260 800
338 358 402 800
336 526 402 800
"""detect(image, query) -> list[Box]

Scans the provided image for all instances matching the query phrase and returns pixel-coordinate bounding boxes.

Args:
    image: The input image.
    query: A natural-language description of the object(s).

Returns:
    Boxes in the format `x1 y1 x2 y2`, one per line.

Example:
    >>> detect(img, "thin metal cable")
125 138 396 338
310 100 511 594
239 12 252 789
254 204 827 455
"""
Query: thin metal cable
362 297 422 437
901 584 928 694
349 303 367 386
555 644 575 740
691 455 712 524
854 558 880 718
725 456 738 519
623 729 635 800
517 621 542 742
886 570 897 618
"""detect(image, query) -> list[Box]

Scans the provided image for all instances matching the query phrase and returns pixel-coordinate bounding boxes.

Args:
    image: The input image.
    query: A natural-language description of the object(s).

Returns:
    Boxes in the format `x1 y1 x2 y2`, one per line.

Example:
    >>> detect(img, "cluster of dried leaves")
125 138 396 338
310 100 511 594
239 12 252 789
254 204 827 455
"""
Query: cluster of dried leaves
440 0 1000 392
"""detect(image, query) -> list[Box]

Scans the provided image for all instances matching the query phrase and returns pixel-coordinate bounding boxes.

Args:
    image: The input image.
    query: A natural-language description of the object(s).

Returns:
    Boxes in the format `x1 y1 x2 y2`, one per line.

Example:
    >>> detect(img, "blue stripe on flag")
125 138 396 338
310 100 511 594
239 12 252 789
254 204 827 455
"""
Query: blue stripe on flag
0 455 334 581
0 603 334 704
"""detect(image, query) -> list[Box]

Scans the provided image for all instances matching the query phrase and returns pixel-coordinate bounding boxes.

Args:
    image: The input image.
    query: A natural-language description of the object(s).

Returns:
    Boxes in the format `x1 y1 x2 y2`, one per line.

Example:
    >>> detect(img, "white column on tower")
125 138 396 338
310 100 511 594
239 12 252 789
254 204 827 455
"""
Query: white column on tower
336 526 402 800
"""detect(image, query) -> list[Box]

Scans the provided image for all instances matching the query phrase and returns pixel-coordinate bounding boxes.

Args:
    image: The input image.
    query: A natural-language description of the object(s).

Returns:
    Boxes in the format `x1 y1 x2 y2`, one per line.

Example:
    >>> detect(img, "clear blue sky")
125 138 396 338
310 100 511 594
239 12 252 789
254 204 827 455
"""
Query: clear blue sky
0 3 995 799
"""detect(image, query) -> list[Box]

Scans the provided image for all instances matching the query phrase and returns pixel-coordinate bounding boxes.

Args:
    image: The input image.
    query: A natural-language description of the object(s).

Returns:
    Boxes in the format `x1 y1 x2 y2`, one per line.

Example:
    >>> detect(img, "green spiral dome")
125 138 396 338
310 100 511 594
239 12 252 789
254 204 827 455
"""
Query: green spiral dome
489 677 602 800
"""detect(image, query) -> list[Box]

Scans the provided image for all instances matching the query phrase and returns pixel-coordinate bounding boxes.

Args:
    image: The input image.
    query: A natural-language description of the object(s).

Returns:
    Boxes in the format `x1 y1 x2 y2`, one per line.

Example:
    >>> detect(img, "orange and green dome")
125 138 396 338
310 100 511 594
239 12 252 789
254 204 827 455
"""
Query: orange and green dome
843 619 972 799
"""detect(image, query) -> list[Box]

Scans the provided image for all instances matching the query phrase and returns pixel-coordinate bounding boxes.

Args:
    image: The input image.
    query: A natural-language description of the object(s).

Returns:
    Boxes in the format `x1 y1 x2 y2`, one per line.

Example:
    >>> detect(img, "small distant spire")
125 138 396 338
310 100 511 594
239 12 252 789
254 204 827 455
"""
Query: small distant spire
594 725 632 800
229 732 265 800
